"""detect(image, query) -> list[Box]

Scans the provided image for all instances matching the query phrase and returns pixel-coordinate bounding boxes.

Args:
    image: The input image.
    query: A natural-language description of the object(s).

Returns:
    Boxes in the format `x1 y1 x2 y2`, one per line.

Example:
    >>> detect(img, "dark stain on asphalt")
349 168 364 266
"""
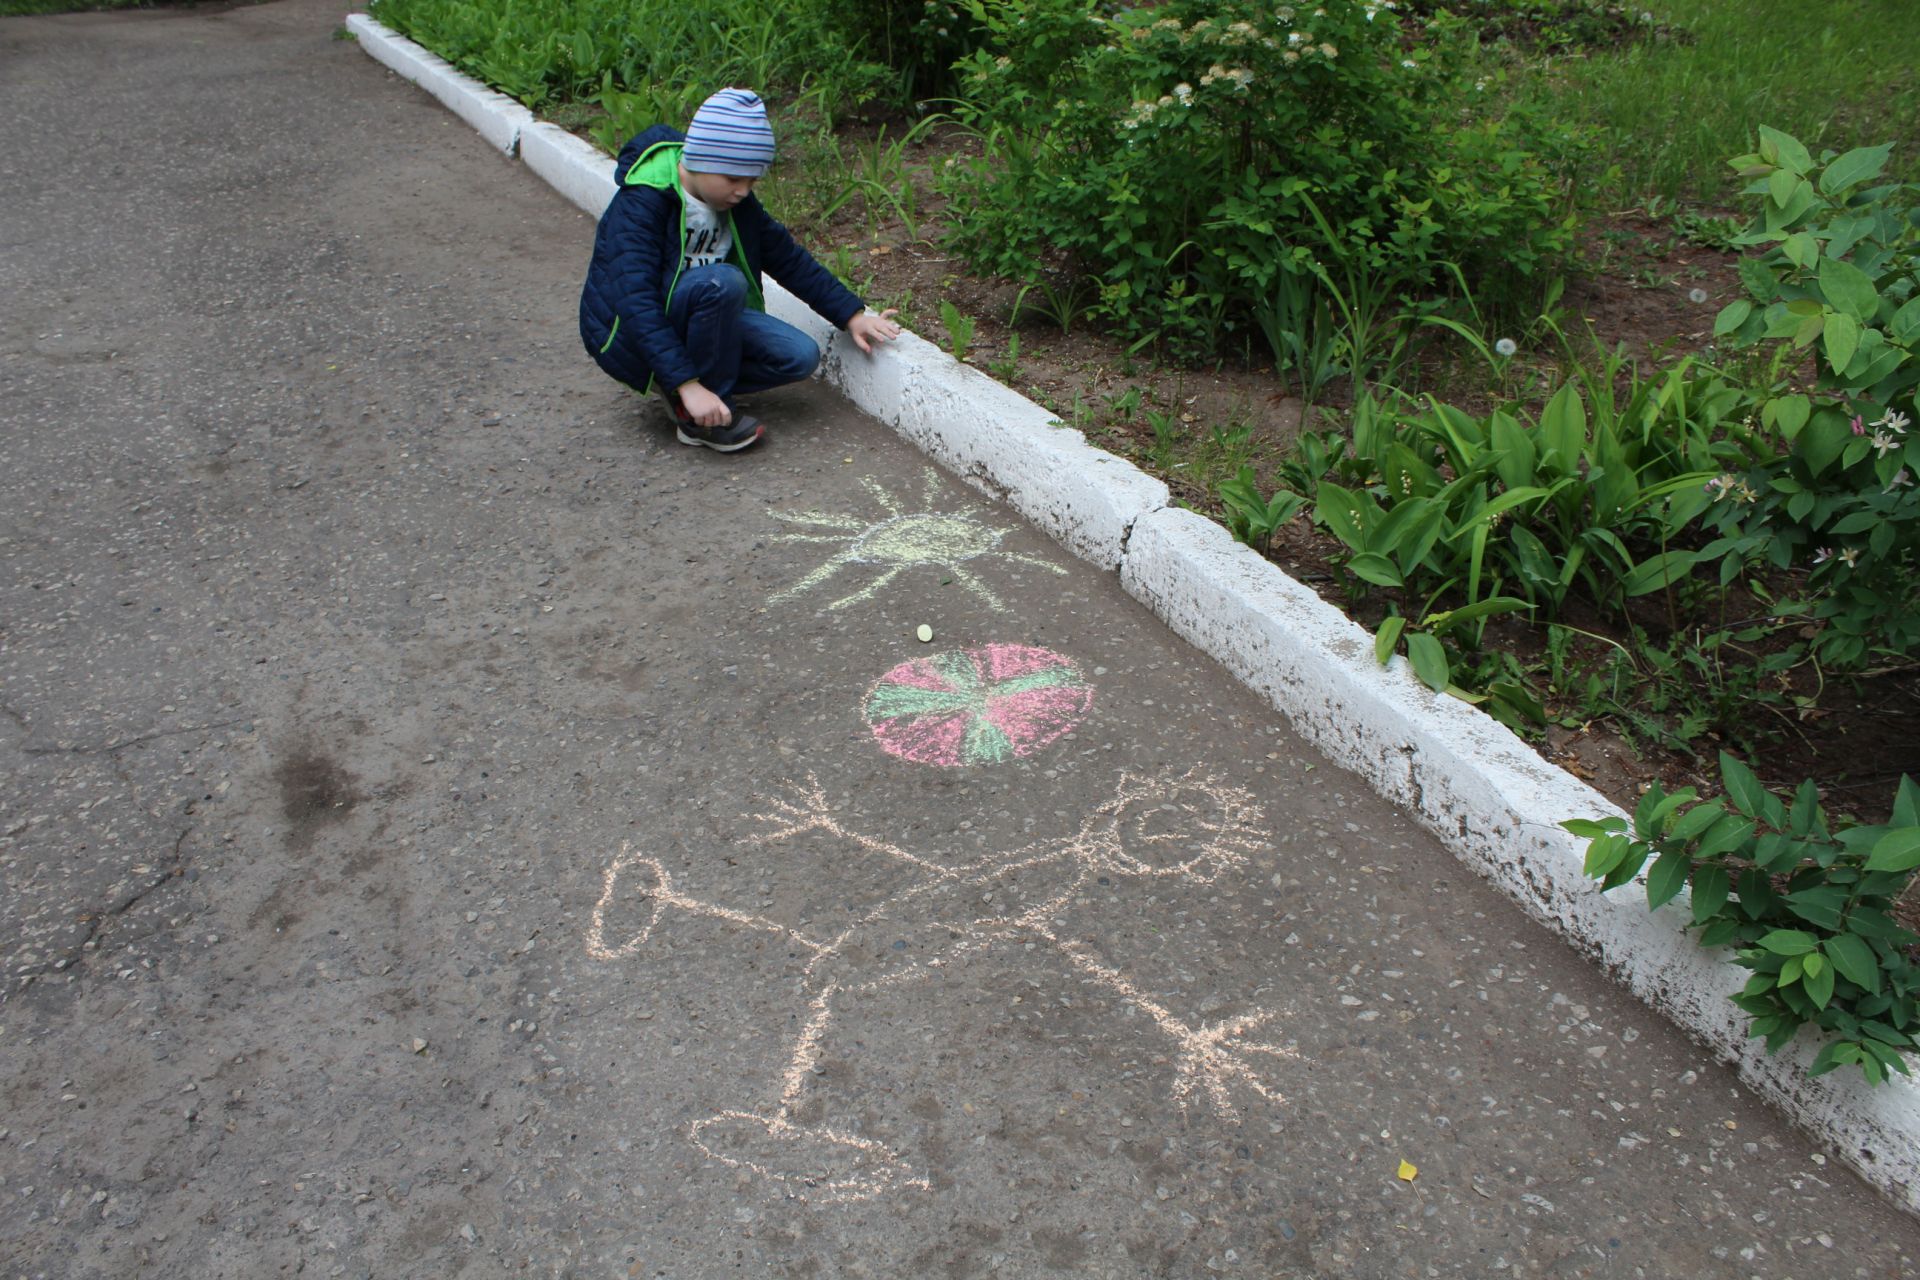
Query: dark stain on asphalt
274 747 361 846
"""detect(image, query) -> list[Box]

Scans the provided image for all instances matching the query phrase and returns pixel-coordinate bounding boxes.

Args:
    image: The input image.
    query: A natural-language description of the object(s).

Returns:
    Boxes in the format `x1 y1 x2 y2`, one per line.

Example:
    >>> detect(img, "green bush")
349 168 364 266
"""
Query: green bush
1567 754 1920 1085
938 0 1587 356
1688 128 1920 670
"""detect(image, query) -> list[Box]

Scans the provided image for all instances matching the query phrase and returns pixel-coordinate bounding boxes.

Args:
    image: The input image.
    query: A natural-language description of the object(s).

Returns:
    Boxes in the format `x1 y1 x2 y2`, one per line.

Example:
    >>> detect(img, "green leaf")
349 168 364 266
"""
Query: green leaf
1757 928 1818 956
1823 311 1860 375
1892 776 1920 829
1823 934 1882 995
1804 959 1836 1010
1346 552 1405 588
1720 752 1769 818
1691 865 1731 923
1767 394 1812 439
1768 179 1818 232
1646 850 1691 910
1537 381 1587 463
1864 827 1920 873
1621 548 1699 596
1488 410 1538 492
1374 615 1406 666
1713 299 1753 337
1784 886 1847 931
1817 255 1880 324
1314 481 1366 550
1423 596 1531 632
1562 817 1624 839
1405 631 1449 693
1808 1039 1863 1077
1819 142 1895 195
1696 814 1758 860
1583 831 1631 879
1767 167 1797 207
1758 126 1813 175
1670 799 1727 843
1796 407 1853 476
1891 296 1920 346
1698 917 1742 948
1739 255 1779 303
1782 231 1819 270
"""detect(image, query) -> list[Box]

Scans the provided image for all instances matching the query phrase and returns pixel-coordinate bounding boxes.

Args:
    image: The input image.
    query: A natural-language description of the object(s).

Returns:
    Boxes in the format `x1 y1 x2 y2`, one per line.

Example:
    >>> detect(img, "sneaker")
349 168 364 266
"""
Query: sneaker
676 414 764 453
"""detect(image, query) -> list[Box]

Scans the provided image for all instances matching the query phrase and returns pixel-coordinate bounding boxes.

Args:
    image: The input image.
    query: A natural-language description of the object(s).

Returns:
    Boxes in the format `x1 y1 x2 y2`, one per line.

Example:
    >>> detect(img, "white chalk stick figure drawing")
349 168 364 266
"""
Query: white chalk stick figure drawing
586 767 1293 1201
768 468 1067 613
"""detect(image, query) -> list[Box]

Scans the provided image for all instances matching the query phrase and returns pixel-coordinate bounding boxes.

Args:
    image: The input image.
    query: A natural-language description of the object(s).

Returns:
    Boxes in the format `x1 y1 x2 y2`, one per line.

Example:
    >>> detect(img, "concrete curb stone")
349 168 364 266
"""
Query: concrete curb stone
519 120 618 218
344 16 1920 1214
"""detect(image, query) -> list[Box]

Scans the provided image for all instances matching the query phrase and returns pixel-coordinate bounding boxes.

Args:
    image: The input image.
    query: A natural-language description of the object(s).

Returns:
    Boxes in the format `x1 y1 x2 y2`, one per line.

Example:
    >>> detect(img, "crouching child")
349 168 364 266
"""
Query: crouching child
578 87 901 452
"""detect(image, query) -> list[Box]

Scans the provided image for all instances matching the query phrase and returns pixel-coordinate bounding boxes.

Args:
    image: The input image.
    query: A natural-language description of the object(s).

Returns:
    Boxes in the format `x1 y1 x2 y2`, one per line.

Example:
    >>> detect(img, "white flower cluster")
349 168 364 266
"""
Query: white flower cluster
1200 63 1257 90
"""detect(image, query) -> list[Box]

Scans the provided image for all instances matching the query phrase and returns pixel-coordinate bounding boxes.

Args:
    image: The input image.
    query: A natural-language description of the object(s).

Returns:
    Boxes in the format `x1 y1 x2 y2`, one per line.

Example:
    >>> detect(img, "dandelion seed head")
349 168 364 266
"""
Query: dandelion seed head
1688 288 1708 304
1494 338 1518 357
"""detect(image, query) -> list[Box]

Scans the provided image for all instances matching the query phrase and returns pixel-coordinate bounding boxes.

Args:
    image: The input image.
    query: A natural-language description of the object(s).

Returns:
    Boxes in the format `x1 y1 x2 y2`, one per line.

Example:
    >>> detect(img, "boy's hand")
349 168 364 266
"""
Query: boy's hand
679 382 731 427
848 308 903 355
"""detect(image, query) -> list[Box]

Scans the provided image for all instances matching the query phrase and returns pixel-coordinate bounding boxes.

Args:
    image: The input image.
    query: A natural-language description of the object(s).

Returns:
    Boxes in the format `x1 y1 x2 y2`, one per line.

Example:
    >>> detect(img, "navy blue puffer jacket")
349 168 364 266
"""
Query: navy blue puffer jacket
578 126 865 395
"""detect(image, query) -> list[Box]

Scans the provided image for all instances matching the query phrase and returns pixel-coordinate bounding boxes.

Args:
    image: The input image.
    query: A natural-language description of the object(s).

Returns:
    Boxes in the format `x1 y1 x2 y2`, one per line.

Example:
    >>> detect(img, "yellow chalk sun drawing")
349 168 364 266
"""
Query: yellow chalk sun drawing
769 468 1066 612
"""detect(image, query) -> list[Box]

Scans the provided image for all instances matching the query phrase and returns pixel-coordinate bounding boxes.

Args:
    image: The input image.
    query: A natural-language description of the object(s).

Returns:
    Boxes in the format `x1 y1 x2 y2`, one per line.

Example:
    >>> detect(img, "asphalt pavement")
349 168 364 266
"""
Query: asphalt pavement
3 2 1918 1276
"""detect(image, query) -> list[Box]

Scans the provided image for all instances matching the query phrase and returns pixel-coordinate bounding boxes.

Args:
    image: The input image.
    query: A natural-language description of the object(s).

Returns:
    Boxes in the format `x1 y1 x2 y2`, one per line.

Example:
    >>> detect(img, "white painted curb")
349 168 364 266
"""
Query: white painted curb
345 15 530 155
796 315 1170 570
346 17 1920 1214
519 121 618 218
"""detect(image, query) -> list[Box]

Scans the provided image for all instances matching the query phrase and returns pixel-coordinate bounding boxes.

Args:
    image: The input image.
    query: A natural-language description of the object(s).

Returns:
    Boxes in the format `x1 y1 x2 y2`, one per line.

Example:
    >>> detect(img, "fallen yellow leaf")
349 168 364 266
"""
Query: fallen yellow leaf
1397 1160 1418 1182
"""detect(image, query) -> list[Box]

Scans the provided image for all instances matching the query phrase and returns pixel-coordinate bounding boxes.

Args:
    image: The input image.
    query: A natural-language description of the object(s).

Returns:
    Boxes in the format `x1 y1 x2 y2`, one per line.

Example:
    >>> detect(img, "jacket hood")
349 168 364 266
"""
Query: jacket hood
615 126 686 188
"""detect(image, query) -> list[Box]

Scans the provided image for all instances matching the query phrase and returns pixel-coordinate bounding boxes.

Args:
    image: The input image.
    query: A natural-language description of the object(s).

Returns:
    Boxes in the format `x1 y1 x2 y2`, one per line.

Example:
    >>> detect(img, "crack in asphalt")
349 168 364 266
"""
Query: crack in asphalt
23 715 250 758
9 825 195 997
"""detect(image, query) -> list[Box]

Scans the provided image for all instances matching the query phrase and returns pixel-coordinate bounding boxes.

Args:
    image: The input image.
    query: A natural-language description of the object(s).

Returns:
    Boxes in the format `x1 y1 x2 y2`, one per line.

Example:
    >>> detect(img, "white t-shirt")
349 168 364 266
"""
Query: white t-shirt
680 187 733 272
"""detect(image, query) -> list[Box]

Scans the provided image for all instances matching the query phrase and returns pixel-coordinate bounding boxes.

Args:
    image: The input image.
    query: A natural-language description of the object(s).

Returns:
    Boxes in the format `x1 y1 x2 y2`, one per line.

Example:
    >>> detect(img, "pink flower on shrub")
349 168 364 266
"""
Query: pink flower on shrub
1851 414 1866 436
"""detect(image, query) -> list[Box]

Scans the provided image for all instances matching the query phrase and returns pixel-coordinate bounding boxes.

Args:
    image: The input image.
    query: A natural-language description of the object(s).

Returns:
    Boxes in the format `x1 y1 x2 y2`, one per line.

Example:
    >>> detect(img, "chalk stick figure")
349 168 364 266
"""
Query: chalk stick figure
587 767 1292 1200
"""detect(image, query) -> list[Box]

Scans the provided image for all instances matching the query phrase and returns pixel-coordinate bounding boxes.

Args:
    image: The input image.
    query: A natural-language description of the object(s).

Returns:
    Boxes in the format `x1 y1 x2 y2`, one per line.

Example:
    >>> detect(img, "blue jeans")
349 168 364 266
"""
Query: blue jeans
666 264 821 409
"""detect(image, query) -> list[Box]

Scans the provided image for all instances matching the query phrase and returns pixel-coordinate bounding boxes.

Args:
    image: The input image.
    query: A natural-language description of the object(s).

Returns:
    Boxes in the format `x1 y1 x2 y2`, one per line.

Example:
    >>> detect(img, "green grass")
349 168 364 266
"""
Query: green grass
1528 0 1920 202
365 0 896 118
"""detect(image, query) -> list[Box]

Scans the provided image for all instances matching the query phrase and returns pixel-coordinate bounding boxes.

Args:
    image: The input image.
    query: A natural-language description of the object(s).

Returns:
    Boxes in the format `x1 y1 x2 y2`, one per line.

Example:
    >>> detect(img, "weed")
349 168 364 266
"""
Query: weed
1010 272 1094 336
985 333 1022 384
937 299 976 362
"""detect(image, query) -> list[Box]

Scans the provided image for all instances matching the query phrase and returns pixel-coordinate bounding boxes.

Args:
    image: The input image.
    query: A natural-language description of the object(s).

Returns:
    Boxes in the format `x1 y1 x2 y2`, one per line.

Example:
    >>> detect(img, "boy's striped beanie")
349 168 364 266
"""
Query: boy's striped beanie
682 88 776 177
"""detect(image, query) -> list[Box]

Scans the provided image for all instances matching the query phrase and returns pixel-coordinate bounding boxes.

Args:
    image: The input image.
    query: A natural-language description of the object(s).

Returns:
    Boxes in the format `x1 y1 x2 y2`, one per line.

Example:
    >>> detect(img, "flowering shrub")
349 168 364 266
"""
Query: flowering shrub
1696 129 1920 668
938 0 1585 354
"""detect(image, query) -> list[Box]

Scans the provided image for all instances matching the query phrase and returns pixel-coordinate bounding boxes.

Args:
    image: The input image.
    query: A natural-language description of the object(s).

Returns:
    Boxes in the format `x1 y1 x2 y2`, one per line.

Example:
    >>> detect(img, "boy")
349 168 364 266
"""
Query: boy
579 87 901 452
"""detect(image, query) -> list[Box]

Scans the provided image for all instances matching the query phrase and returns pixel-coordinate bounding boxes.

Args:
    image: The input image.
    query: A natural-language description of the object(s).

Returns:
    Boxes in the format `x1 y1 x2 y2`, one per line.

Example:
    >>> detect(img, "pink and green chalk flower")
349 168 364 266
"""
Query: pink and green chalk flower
864 643 1094 767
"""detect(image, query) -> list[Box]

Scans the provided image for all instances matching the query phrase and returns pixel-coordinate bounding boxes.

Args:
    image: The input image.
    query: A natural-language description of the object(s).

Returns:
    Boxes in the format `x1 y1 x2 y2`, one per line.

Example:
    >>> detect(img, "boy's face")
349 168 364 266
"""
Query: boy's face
680 166 758 210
